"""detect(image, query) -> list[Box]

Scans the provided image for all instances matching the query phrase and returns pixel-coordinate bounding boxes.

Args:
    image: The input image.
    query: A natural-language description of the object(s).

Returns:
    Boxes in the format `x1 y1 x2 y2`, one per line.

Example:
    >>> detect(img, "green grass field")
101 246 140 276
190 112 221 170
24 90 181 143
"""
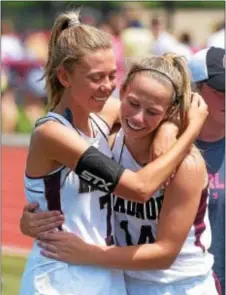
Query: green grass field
2 254 27 295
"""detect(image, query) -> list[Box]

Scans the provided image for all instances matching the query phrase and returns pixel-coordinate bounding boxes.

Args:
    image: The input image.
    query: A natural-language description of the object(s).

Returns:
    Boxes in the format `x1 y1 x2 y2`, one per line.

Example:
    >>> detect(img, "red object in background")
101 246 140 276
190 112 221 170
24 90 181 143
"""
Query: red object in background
1 30 50 78
2 146 33 250
2 58 44 78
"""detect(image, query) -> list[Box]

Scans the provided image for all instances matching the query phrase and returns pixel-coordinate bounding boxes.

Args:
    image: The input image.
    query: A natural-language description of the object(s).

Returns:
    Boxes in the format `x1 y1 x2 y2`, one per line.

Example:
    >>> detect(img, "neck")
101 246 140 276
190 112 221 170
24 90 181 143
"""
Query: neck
198 118 225 142
124 134 153 166
54 94 93 137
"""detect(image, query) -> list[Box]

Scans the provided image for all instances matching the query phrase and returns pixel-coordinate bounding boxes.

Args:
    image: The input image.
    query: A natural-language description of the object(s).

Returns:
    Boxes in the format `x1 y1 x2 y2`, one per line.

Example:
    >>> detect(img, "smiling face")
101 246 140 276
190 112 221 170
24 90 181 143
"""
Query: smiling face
65 48 117 113
120 74 174 140
200 83 225 126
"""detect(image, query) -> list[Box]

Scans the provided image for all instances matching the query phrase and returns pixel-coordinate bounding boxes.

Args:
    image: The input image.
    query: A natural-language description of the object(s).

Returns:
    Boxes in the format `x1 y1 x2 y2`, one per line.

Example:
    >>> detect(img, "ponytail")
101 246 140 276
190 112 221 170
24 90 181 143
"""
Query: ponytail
44 8 112 110
163 53 191 133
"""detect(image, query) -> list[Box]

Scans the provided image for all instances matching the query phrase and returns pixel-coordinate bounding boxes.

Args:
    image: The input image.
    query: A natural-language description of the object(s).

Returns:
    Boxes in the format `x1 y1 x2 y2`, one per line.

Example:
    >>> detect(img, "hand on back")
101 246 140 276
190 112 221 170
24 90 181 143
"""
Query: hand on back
20 203 64 238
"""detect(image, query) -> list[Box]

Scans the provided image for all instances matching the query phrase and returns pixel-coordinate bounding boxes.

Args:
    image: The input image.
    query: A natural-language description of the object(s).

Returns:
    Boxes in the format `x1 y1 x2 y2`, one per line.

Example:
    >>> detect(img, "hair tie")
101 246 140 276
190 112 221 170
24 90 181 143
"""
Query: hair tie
69 19 80 28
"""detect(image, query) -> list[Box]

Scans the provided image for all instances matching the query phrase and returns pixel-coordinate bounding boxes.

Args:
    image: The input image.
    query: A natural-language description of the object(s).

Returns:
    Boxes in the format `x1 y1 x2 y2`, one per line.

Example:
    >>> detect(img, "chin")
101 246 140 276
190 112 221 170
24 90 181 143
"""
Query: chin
91 101 107 113
123 127 145 139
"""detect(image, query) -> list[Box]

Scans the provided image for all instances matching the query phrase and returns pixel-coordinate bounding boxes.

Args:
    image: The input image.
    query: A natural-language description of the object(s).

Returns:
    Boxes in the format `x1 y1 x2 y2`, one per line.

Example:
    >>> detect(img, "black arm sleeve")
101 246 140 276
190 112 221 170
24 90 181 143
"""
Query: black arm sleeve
75 146 125 193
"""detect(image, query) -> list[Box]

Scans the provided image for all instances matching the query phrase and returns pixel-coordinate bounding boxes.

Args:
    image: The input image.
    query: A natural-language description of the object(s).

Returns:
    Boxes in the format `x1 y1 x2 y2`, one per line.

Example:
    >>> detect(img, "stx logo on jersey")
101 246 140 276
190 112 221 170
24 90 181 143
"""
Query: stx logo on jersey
80 170 113 192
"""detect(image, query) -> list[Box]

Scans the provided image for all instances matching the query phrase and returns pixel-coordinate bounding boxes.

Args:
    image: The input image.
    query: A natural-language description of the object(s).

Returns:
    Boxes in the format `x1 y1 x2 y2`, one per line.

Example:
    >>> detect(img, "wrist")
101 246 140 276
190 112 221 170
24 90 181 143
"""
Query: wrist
186 124 199 139
85 244 108 265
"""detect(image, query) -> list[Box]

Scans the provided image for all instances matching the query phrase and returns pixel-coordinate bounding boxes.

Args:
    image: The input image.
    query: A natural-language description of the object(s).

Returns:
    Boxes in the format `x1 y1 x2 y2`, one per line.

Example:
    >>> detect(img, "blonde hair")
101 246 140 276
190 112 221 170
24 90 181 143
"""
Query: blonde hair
121 53 192 134
45 9 113 110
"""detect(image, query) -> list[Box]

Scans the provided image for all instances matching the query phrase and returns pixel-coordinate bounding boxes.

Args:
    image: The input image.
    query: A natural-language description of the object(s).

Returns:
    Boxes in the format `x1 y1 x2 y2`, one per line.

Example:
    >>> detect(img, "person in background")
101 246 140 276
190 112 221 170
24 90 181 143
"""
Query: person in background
2 19 47 134
121 19 153 59
24 31 49 63
99 9 127 97
179 32 199 54
2 66 46 134
150 16 192 61
1 19 25 61
207 21 224 49
16 67 46 134
1 66 18 133
189 46 225 295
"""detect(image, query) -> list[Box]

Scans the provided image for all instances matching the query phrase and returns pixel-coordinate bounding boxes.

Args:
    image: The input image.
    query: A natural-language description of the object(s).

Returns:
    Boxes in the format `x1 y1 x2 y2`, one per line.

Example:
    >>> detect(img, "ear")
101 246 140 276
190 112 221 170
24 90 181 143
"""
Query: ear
162 108 172 121
57 66 71 88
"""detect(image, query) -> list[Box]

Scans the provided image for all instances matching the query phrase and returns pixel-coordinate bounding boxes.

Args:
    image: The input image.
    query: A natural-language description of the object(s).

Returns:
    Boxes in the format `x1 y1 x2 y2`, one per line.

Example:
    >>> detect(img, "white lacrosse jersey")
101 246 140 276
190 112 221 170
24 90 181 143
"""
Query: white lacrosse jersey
20 112 126 295
112 128 214 284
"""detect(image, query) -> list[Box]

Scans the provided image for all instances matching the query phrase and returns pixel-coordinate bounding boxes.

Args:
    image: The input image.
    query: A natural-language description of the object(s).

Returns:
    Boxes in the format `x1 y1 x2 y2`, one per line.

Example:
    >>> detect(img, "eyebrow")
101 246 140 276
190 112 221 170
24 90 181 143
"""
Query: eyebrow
88 69 117 75
128 95 164 112
147 107 163 113
128 94 139 100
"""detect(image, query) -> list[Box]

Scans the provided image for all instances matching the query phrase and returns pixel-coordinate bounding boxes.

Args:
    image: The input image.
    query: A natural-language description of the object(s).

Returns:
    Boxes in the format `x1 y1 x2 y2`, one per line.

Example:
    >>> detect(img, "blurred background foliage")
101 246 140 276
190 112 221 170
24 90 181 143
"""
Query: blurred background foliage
2 1 224 32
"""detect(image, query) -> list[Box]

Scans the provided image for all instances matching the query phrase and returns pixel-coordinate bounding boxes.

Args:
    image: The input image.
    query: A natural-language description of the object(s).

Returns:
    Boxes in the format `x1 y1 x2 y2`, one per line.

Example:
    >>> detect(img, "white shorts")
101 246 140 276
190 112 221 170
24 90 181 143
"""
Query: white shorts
19 259 126 295
125 272 220 295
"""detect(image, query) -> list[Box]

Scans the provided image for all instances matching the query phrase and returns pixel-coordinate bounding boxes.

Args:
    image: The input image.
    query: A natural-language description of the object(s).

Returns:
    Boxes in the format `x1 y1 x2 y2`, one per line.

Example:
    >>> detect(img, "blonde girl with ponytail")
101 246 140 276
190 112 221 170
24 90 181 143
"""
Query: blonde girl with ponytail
19 9 129 295
35 53 218 295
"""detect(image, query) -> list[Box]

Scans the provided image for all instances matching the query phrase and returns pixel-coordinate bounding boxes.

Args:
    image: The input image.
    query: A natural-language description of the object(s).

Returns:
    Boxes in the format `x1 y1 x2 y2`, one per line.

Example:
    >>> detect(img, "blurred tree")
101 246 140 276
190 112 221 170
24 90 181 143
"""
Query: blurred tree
144 1 224 9
2 1 224 33
1 1 122 32
162 1 176 31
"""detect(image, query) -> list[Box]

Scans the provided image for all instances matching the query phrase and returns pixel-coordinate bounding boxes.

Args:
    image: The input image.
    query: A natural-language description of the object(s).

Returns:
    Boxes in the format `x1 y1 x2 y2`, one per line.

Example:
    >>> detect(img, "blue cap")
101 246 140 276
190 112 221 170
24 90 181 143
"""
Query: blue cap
188 47 225 93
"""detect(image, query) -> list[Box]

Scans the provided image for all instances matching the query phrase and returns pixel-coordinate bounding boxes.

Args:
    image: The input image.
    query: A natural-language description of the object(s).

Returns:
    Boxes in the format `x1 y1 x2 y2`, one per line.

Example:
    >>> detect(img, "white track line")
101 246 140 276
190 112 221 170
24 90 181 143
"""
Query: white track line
2 245 30 257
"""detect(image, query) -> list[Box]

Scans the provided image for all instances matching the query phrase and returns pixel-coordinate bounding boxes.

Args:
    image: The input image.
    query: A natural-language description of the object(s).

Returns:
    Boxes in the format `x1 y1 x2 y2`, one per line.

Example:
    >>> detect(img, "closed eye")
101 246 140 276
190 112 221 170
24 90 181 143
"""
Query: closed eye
146 109 159 116
109 73 116 80
130 101 139 108
91 74 102 82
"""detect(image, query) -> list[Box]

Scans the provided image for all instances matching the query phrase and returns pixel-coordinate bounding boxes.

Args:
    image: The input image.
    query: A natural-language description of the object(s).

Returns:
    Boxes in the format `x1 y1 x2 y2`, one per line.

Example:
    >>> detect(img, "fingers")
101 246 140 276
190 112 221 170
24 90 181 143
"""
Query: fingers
191 93 207 109
38 231 62 241
190 93 208 118
190 93 199 106
38 240 60 260
20 209 64 238
35 215 64 230
35 220 64 233
198 96 207 109
163 171 176 188
31 212 64 225
23 202 39 213
37 240 57 253
40 249 59 260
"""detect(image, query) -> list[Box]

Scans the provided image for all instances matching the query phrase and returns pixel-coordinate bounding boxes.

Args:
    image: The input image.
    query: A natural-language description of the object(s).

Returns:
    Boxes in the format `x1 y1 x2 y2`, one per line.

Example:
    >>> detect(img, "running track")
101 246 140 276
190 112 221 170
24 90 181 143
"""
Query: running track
2 146 33 251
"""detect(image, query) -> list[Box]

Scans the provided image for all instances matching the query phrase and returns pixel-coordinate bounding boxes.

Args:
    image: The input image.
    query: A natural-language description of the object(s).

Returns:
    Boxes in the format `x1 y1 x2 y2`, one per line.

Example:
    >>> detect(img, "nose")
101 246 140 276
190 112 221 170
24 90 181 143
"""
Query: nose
100 77 116 93
133 110 145 125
